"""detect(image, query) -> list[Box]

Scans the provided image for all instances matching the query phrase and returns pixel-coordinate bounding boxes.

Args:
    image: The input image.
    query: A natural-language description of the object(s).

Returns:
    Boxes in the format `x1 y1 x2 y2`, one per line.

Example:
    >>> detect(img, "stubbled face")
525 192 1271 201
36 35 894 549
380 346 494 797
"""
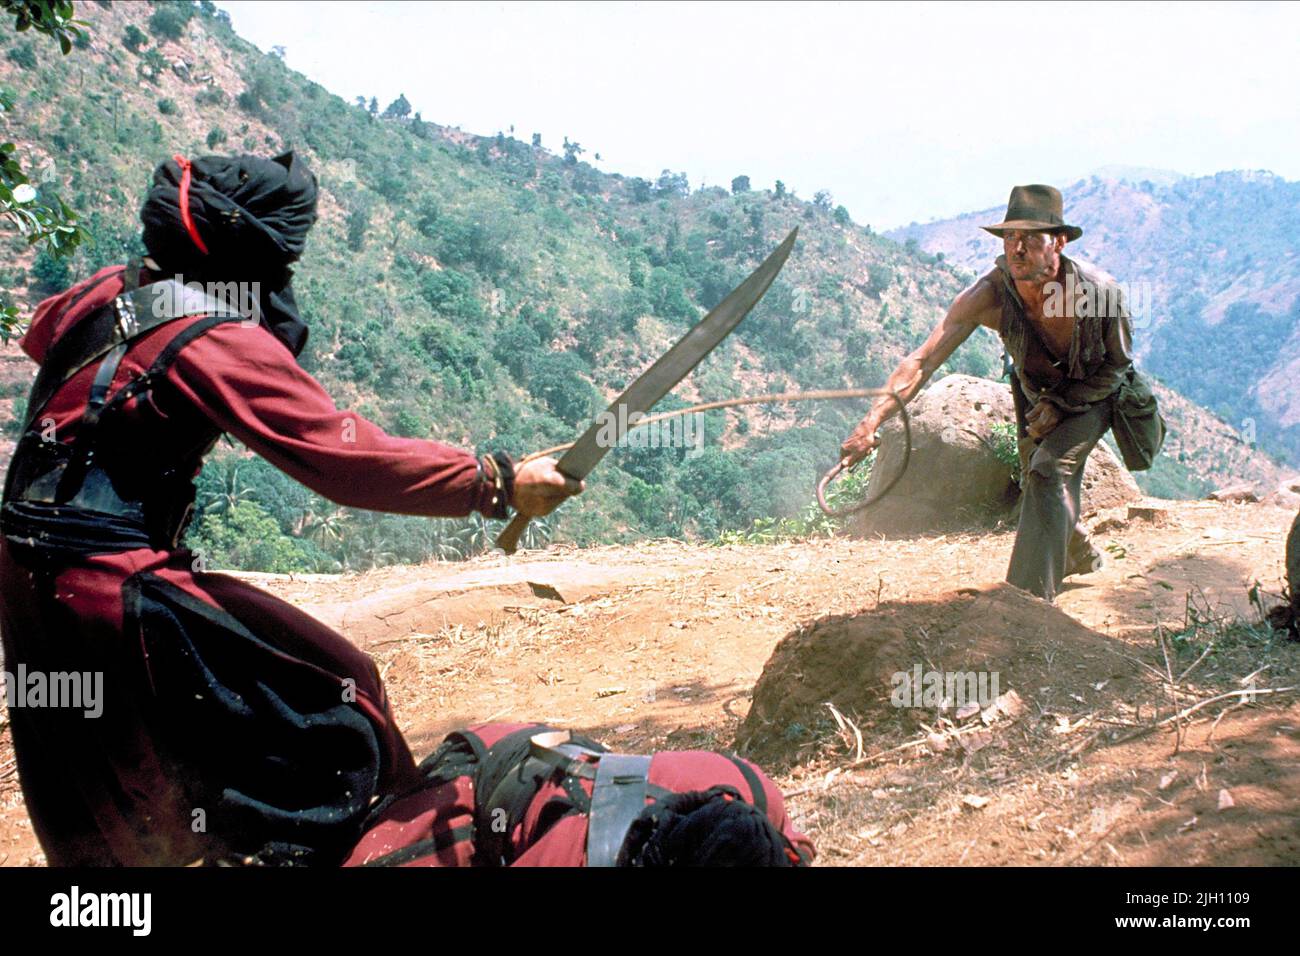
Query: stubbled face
1003 230 1066 284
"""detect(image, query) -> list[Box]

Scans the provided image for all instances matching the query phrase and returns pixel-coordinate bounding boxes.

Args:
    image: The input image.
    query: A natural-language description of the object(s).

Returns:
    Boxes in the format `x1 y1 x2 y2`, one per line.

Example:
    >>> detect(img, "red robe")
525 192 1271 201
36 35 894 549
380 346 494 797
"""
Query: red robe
1 265 499 866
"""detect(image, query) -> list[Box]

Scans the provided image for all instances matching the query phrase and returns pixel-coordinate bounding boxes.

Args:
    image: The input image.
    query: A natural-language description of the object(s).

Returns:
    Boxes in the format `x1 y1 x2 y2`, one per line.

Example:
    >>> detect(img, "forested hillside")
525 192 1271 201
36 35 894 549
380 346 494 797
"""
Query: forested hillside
0 1 1281 572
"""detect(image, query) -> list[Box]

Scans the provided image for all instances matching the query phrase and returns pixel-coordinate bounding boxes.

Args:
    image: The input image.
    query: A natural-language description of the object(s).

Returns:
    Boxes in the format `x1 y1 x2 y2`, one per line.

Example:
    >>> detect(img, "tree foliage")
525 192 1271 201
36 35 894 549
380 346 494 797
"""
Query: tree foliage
0 0 1032 567
146 0 193 41
0 0 91 340
382 93 411 119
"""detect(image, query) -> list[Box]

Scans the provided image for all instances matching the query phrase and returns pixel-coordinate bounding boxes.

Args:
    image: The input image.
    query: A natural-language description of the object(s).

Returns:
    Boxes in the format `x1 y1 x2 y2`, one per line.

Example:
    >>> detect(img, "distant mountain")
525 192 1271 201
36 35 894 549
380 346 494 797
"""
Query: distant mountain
1087 165 1186 188
888 171 1300 465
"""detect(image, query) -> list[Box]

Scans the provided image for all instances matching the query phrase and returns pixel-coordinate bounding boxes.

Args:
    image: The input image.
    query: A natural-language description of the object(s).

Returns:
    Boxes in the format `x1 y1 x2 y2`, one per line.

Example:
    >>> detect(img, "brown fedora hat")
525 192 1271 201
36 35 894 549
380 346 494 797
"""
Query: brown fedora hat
982 184 1082 242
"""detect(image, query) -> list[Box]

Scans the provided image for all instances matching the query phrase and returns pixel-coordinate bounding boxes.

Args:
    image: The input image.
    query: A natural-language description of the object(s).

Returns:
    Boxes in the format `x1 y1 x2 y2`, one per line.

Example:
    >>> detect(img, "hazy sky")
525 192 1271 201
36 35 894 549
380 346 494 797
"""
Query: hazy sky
220 0 1300 230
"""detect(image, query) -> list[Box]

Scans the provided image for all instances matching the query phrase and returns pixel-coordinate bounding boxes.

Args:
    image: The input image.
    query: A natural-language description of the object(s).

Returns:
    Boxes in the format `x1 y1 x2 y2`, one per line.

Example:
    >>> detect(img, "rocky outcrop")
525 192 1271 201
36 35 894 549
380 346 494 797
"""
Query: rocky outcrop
850 374 1141 537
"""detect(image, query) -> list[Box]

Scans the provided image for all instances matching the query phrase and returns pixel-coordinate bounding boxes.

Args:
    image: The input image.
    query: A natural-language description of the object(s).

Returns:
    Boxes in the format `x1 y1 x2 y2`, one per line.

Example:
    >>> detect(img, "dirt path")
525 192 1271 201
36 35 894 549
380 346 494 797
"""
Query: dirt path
2 498 1296 866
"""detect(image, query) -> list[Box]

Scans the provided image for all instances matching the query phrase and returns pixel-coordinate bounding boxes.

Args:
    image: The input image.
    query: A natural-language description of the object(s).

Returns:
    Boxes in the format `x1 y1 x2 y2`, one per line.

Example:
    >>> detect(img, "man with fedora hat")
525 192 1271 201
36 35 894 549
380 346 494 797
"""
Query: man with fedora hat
840 184 1139 602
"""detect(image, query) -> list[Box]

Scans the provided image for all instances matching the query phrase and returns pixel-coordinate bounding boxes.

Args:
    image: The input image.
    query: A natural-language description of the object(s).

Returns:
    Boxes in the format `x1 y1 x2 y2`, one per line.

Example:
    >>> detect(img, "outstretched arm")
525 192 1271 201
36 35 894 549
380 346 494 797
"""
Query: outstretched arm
840 275 998 465
164 322 580 518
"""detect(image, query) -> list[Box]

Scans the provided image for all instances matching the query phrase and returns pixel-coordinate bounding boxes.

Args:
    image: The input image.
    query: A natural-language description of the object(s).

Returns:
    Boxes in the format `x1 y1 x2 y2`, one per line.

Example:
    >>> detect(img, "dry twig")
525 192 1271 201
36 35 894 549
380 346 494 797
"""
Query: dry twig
825 702 865 763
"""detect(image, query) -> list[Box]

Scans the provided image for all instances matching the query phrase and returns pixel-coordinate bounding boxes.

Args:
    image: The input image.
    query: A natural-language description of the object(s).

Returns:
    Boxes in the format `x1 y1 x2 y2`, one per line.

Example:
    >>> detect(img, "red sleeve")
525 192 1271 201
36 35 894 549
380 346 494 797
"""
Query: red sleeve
163 321 498 517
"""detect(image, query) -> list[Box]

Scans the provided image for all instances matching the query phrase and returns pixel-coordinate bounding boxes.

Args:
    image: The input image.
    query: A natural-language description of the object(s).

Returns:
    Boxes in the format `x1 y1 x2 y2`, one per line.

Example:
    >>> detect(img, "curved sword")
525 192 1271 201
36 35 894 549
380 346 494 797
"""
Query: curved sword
497 227 799 554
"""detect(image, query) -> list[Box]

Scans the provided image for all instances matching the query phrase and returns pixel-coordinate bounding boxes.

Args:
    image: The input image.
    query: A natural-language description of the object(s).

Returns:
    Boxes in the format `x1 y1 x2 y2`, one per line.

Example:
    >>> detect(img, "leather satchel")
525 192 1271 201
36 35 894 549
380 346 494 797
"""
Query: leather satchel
1111 367 1166 471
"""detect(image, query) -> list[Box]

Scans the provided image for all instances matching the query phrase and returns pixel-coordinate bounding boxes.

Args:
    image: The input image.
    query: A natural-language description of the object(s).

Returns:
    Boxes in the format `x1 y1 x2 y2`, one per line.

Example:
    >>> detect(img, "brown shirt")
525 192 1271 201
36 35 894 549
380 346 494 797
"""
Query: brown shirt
990 253 1135 414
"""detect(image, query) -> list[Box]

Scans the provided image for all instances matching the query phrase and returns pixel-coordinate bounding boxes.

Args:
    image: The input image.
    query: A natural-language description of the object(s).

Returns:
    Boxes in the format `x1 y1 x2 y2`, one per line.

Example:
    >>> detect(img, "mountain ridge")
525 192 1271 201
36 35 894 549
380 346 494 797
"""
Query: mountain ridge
0 0 1286 574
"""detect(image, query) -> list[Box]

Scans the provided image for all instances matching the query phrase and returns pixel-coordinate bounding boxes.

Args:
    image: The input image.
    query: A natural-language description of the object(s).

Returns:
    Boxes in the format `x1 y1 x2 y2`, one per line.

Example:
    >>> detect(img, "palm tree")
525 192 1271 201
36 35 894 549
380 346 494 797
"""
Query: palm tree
423 523 468 562
301 506 352 547
466 513 504 556
200 459 258 517
520 515 552 551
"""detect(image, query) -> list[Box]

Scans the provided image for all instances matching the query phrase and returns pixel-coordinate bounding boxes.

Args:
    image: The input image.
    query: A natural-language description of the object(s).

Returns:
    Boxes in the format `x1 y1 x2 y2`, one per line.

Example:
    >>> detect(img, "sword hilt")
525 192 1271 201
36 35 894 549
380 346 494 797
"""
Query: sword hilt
495 512 531 555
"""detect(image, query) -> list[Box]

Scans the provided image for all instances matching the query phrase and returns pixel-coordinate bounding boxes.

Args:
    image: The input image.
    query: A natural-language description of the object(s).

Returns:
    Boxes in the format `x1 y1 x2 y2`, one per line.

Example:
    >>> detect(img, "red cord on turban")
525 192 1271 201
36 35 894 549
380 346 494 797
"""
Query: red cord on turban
173 154 210 255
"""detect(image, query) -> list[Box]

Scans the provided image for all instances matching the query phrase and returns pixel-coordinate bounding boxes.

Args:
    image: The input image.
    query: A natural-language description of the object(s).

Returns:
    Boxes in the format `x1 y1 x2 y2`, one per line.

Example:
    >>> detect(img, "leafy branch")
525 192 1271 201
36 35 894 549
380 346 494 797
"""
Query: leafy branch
1 0 88 52
0 1 93 341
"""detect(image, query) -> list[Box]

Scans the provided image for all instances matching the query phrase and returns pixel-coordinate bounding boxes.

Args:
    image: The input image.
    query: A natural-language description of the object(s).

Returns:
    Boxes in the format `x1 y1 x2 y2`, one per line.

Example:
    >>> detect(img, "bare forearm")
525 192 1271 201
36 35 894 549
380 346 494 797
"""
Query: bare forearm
841 276 993 464
865 355 933 430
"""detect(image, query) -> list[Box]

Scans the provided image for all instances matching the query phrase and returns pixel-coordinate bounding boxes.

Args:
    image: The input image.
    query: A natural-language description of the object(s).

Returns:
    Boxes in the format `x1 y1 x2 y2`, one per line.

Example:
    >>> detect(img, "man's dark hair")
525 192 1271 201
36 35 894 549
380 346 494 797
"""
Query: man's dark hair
618 786 799 867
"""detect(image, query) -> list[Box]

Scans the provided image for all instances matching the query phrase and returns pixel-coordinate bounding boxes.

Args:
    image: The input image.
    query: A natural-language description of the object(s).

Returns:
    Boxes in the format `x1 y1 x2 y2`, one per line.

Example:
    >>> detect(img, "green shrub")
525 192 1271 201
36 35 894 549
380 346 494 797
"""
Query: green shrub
148 3 195 42
138 48 167 84
122 24 148 52
528 351 600 427
236 89 262 115
345 203 370 252
989 421 1021 482
31 249 70 295
195 87 227 108
186 500 317 573
6 42 37 70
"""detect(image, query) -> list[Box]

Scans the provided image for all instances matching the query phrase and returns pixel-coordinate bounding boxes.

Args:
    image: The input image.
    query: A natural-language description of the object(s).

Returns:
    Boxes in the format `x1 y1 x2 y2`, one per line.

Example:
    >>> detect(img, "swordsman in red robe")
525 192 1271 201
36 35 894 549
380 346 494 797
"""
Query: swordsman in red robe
0 152 580 866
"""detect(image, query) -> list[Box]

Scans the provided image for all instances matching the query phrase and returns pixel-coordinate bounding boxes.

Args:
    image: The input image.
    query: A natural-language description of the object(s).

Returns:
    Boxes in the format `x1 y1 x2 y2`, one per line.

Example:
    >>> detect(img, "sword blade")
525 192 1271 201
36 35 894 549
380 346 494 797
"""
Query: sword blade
496 227 797 553
558 227 797 479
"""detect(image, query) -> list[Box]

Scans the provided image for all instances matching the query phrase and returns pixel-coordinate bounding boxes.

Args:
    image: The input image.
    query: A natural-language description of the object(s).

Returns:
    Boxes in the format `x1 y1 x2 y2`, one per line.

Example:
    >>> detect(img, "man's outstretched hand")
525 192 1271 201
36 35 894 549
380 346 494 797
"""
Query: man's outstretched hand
513 456 585 518
839 420 880 468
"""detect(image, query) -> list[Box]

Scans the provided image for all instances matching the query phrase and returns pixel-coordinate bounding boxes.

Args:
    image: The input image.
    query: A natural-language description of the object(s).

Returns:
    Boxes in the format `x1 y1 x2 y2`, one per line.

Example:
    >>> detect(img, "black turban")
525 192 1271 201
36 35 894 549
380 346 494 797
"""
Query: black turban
140 151 319 356
618 786 798 867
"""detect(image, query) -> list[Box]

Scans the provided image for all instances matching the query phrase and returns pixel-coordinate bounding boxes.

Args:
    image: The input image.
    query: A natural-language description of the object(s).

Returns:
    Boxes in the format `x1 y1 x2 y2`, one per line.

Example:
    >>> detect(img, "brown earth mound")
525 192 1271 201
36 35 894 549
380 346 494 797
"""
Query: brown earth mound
738 582 1129 762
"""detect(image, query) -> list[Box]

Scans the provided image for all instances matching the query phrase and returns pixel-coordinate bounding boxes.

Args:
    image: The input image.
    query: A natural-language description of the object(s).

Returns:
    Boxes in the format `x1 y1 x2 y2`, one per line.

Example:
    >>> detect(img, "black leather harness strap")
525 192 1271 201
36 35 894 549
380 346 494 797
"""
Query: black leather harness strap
3 263 253 558
41 265 244 509
23 261 244 433
585 754 653 867
724 753 768 815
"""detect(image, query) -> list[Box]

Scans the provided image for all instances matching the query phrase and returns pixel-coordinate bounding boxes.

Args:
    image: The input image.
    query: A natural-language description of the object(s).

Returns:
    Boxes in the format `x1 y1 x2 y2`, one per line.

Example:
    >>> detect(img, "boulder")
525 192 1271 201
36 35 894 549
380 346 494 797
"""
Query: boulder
1081 440 1142 513
1207 483 1260 503
1267 476 1300 510
850 374 1140 537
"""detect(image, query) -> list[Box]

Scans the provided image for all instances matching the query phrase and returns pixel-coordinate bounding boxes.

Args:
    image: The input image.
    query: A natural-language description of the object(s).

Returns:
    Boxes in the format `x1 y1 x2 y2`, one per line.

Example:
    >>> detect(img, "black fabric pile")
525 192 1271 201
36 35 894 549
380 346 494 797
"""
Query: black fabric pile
139 151 319 356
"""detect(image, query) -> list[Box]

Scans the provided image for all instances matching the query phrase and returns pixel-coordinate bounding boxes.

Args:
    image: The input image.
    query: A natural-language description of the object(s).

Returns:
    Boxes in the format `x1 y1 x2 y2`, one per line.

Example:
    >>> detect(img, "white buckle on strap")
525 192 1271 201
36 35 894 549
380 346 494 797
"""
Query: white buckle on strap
112 294 138 340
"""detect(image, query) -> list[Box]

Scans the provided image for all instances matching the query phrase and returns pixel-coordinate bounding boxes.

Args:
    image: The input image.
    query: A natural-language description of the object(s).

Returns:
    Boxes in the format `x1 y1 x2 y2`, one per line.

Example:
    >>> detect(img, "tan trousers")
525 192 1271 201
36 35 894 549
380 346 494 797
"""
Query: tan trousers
1007 394 1115 602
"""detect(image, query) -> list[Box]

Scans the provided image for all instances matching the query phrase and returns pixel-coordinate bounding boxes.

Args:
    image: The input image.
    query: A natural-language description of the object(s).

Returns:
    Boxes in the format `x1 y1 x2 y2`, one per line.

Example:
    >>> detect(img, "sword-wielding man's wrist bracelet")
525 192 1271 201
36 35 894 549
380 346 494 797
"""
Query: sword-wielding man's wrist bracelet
479 452 516 520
